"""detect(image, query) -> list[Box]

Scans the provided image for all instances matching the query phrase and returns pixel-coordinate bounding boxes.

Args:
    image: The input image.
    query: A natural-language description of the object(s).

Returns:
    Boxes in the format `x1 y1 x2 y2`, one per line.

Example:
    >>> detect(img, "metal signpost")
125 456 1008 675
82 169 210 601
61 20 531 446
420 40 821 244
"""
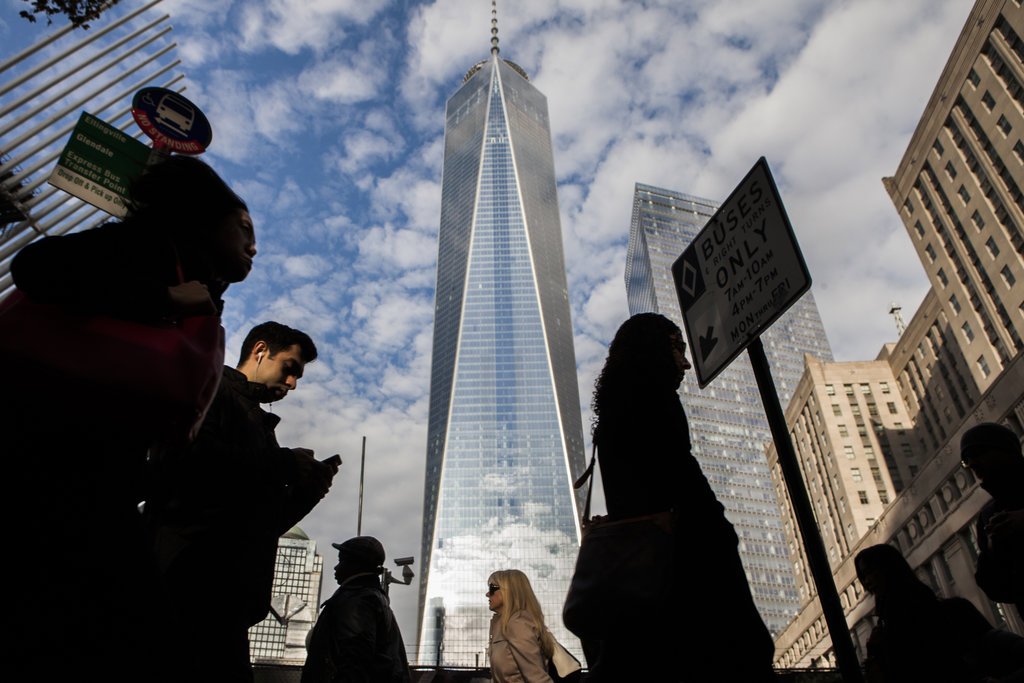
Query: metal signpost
48 112 150 217
673 158 864 682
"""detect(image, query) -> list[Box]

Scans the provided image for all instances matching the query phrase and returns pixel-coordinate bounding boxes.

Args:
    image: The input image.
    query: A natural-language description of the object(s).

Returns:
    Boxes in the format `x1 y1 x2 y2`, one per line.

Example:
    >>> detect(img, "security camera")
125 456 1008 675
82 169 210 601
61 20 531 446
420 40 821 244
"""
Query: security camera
394 556 415 566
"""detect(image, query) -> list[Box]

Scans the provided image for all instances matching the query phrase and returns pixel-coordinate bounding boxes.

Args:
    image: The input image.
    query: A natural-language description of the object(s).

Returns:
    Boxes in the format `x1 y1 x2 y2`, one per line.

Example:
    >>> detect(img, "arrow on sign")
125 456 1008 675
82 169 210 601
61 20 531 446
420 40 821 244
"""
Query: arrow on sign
699 326 718 362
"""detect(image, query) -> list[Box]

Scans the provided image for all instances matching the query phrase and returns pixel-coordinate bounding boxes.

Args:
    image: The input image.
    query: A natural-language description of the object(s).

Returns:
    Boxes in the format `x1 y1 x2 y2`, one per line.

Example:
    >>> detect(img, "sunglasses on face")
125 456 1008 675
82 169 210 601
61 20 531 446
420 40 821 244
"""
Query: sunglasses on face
487 583 501 595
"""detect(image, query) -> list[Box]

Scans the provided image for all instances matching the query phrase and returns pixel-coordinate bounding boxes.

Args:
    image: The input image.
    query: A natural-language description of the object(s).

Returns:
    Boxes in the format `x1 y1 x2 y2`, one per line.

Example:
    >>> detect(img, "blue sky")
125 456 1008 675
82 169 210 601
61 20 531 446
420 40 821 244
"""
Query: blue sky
1 0 974 651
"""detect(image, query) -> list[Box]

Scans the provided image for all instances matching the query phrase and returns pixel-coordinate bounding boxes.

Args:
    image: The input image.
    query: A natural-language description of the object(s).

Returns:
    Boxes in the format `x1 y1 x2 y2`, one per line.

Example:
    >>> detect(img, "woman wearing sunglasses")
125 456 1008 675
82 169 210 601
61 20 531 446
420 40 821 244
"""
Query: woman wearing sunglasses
486 570 554 682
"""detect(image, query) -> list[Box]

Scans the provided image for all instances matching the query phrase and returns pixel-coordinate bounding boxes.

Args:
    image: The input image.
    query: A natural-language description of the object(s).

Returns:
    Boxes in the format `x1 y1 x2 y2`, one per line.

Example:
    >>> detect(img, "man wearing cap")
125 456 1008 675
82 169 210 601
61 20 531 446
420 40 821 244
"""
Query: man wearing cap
960 422 1024 619
303 536 412 683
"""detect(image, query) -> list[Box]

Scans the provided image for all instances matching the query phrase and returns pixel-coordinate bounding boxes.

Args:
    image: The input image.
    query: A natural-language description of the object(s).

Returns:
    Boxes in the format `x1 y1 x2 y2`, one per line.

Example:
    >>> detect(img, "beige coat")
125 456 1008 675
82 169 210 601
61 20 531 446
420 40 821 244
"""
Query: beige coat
487 611 553 683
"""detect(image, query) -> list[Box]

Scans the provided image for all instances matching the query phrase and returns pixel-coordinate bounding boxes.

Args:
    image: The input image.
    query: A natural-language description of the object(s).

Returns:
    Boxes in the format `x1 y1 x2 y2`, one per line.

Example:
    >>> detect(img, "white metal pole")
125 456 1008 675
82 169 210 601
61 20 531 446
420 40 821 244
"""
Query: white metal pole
0 74 183 178
0 35 174 137
0 0 163 96
1 54 180 157
0 18 171 119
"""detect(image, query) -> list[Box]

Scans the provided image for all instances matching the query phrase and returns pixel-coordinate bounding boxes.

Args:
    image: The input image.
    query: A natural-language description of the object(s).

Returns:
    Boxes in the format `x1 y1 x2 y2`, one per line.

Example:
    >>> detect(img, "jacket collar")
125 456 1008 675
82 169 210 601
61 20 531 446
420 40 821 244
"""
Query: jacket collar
222 366 282 426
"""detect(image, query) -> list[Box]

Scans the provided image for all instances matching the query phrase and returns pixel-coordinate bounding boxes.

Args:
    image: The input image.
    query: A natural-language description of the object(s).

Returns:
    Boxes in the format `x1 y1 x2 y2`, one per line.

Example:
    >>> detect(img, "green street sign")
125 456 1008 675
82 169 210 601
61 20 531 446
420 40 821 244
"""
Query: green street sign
48 112 150 217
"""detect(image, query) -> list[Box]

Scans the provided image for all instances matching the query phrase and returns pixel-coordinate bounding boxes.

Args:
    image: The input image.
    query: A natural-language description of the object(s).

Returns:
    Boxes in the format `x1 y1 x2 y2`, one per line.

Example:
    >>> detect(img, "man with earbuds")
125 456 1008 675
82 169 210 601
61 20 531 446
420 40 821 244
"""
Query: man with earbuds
147 321 339 682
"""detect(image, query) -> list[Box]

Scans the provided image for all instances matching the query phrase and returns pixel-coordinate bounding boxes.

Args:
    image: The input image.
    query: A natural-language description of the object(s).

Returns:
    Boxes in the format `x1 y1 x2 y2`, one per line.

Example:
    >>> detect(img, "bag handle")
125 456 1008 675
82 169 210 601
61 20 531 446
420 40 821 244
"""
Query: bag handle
574 443 597 522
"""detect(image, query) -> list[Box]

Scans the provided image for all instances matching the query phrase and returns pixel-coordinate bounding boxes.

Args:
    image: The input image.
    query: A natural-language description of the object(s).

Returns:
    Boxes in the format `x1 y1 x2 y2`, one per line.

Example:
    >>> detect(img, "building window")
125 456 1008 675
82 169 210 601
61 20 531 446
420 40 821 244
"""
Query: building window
832 403 842 416
880 382 890 394
971 210 985 230
879 491 890 505
967 68 980 87
986 237 1000 258
949 294 961 314
1014 140 1024 165
925 244 936 262
826 384 835 396
839 424 849 437
887 401 898 414
938 268 948 286
844 445 855 459
903 198 914 214
934 138 945 155
958 185 971 204
977 355 991 377
945 161 957 180
981 90 996 110
997 115 1012 136
962 321 975 342
845 384 855 396
914 220 925 238
858 490 869 503
1002 265 1016 287
852 468 863 482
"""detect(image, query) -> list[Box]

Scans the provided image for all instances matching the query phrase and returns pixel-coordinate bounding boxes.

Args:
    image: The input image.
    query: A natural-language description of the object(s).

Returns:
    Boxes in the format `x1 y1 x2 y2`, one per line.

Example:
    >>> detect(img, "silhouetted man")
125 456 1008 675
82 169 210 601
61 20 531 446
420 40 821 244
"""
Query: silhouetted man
303 536 412 683
961 422 1024 620
148 321 339 682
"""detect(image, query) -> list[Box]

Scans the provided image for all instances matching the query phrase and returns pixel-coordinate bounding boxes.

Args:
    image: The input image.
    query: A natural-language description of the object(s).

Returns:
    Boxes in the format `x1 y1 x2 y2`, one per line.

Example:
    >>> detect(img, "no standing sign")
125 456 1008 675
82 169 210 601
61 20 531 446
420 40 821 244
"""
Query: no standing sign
672 157 811 387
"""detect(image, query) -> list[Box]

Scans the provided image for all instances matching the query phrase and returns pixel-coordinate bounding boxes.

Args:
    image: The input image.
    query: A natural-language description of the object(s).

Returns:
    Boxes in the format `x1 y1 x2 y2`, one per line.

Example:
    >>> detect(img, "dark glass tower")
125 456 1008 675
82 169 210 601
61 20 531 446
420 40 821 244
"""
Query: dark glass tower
627 183 835 636
416 47 586 665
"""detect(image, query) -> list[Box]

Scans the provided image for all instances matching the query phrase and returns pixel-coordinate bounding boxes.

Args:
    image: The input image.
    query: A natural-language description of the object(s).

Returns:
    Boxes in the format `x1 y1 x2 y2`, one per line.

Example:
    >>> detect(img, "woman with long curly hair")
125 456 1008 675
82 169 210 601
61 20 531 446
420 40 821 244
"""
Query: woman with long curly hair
487 569 555 683
583 312 775 681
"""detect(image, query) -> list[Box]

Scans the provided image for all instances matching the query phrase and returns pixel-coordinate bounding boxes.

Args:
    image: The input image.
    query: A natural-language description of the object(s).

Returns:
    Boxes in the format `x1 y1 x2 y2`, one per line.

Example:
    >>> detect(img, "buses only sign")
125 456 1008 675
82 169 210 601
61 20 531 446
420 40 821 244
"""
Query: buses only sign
672 157 811 387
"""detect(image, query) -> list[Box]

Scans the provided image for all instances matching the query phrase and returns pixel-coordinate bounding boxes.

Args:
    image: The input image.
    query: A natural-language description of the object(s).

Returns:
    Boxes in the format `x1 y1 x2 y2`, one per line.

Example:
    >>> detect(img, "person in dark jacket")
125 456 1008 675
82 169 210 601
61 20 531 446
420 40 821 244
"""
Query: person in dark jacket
856 543 1024 683
147 321 338 682
303 536 412 683
577 313 775 681
3 155 254 681
960 422 1024 620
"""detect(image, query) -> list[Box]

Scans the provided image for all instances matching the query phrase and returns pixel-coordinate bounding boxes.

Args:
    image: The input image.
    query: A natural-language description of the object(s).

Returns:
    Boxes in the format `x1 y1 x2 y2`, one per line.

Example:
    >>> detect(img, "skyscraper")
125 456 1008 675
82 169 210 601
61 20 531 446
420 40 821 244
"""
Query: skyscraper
248 527 324 668
416 15 586 666
626 183 835 636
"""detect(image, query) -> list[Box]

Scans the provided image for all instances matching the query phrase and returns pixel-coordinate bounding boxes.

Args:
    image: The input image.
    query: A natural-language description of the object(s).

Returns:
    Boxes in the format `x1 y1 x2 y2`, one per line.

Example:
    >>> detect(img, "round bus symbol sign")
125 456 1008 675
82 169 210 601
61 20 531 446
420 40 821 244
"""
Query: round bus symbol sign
132 87 212 154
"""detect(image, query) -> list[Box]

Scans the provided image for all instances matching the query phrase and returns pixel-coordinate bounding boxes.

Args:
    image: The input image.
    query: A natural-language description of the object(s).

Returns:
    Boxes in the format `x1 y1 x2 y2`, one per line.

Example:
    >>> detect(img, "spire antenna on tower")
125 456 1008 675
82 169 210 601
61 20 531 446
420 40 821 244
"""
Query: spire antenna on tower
490 1 499 55
889 301 907 336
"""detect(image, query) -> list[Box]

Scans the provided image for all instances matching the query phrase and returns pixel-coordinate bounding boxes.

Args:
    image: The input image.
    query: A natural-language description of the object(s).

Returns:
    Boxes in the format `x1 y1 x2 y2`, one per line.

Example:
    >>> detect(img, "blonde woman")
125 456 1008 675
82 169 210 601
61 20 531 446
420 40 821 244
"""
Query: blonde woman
486 570 555 683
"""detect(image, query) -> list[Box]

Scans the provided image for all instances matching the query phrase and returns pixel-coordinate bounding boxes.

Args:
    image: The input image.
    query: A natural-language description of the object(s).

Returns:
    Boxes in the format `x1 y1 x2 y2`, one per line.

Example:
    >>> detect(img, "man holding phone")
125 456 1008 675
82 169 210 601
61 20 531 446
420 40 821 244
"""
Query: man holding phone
147 321 340 682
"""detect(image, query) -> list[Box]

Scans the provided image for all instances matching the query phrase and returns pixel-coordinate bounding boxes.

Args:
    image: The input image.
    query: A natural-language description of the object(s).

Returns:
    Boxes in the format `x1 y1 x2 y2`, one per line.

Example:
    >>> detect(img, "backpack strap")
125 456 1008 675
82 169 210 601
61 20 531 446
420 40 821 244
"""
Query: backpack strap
573 443 597 522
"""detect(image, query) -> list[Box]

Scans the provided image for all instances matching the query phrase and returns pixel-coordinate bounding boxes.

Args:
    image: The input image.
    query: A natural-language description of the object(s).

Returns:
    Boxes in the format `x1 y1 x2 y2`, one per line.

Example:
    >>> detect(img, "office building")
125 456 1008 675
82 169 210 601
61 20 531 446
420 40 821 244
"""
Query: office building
882 0 1023 388
773 0 1024 666
416 21 586 666
249 527 324 667
626 183 835 636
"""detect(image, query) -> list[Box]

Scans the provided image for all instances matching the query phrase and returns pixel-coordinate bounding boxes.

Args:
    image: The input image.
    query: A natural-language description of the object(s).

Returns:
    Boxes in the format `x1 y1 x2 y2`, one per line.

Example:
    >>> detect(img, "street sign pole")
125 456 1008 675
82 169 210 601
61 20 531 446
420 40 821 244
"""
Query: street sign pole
748 338 863 683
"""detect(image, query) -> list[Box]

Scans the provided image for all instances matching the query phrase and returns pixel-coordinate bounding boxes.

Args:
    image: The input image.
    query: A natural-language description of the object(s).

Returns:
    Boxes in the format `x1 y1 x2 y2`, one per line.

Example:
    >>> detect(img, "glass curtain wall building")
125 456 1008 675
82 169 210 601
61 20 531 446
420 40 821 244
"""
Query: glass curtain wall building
626 183 835 636
416 51 586 666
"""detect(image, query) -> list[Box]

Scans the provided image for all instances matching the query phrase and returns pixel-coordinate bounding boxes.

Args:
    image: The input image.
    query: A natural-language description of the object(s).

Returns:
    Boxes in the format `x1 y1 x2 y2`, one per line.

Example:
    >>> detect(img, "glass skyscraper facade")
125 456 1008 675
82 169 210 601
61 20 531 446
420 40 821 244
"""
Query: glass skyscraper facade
626 183 835 636
417 53 586 666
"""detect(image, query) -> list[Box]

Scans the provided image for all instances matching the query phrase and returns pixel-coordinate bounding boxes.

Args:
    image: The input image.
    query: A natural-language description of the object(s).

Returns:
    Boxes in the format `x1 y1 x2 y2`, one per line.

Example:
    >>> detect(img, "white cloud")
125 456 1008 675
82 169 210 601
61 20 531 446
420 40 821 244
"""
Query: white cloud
237 0 381 56
283 254 331 278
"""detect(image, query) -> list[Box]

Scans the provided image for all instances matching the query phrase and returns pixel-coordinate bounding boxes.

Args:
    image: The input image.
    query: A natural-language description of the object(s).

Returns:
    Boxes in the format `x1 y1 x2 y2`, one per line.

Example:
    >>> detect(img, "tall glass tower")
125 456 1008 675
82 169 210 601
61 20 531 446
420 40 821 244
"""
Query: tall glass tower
416 32 586 666
627 183 835 636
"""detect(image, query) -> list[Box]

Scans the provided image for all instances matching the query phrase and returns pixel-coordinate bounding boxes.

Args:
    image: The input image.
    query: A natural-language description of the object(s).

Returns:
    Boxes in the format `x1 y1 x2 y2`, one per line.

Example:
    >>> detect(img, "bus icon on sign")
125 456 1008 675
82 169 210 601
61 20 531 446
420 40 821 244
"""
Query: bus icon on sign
154 93 194 137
